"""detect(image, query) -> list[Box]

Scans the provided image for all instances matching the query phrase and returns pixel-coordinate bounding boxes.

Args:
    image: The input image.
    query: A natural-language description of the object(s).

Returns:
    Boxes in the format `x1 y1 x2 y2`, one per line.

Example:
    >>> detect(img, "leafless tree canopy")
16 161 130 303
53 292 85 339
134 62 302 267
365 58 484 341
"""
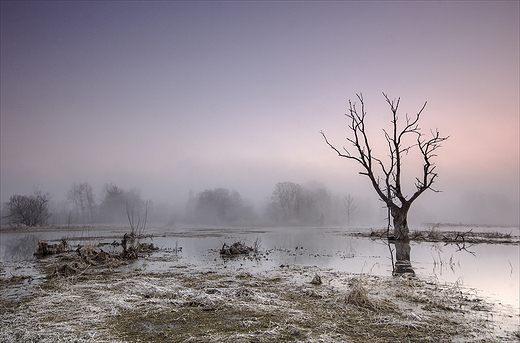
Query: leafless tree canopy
191 188 256 225
271 182 302 221
3 191 52 227
343 194 358 225
67 182 95 224
321 93 449 240
126 200 148 236
265 182 344 225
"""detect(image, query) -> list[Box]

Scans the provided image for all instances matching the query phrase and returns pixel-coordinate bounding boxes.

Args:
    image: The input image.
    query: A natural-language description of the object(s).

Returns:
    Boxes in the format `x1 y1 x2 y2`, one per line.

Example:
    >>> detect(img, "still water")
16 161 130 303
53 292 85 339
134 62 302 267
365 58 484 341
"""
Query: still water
1 225 518 314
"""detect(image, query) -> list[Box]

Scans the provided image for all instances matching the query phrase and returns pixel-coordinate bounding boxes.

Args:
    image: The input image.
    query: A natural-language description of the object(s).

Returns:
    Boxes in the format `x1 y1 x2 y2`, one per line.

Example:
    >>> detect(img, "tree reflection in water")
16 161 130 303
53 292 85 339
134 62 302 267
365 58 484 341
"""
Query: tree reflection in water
391 240 415 275
3 234 39 262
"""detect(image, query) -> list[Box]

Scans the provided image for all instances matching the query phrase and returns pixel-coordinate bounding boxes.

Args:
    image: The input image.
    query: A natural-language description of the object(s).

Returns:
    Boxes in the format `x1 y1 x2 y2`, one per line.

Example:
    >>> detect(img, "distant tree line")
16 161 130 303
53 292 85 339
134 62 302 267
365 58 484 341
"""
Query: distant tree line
2 181 361 227
263 181 354 226
62 182 151 225
98 183 146 223
185 188 257 225
1 183 152 227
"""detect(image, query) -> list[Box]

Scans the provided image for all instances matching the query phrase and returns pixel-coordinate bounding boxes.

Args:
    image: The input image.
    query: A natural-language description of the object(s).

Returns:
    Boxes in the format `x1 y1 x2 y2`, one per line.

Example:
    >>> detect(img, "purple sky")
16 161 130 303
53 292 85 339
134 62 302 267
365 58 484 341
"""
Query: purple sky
1 1 519 225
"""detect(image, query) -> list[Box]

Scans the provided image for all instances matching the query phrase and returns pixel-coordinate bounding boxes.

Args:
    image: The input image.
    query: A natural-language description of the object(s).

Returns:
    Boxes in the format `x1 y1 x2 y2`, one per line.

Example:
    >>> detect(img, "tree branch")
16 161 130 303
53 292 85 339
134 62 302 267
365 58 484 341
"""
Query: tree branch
321 93 448 214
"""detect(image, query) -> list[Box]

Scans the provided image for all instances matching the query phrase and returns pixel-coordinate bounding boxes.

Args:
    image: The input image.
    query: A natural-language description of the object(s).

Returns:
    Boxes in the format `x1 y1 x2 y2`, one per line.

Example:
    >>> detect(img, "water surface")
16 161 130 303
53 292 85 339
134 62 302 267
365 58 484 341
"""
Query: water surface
1 225 518 314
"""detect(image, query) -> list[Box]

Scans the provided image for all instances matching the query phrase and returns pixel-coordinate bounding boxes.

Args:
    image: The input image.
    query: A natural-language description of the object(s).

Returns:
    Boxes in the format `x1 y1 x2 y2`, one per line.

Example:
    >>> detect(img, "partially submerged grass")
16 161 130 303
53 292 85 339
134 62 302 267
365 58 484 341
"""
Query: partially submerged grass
364 227 520 245
1 227 517 342
1 257 516 343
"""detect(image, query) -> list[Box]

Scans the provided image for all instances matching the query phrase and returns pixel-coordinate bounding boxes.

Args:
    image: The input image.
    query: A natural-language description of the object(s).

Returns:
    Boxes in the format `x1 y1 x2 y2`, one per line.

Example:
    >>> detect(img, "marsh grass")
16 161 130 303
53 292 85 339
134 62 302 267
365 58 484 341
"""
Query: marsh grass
1 226 515 342
2 258 512 343
362 227 519 245
346 278 373 309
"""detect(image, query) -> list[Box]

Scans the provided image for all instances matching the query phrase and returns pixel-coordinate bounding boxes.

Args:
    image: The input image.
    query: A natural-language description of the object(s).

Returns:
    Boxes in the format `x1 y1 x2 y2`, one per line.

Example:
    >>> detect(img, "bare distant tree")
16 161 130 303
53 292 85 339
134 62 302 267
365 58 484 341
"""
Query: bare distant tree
193 188 255 224
321 93 448 241
195 188 232 223
126 200 148 236
295 189 317 223
272 182 302 221
266 182 340 224
343 194 358 225
3 191 52 226
67 182 95 223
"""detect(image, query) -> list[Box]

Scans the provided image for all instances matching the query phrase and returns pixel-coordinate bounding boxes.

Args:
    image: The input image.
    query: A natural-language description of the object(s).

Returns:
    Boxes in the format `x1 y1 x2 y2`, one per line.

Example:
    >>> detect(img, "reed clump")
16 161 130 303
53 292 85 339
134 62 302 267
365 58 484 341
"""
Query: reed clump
346 279 375 310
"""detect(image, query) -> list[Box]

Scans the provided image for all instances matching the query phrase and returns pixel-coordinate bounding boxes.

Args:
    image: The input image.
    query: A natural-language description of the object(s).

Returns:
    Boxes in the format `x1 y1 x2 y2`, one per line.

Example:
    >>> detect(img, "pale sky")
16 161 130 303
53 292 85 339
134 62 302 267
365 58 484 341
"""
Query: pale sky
1 1 519 225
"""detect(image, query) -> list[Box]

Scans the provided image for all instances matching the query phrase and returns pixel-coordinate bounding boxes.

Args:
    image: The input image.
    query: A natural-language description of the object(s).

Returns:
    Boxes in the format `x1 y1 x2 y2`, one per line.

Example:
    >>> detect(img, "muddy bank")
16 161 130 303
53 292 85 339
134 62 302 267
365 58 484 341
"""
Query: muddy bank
1 248 519 342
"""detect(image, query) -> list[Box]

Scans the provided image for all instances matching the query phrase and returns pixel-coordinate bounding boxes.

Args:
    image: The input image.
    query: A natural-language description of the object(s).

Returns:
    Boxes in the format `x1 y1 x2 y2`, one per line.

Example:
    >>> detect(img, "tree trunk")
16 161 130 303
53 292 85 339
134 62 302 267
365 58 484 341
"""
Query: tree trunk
390 205 415 274
391 205 410 242
393 241 415 275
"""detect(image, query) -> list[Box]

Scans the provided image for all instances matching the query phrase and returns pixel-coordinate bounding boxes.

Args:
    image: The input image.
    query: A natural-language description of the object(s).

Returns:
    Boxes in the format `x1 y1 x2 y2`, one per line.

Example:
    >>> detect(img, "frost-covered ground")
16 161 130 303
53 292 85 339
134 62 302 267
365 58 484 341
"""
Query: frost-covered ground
1 225 519 342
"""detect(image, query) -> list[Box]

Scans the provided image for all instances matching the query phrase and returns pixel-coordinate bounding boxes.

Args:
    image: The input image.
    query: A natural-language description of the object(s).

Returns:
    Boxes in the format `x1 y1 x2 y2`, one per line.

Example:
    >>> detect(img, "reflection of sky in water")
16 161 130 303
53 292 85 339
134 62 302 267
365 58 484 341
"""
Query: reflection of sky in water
412 242 519 309
1 226 518 312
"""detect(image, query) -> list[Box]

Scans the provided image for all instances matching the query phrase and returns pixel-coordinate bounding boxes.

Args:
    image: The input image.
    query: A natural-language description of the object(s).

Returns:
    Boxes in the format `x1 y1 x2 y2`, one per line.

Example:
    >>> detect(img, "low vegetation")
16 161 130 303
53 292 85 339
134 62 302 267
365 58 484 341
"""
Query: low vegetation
361 227 520 245
1 224 518 342
1 236 517 342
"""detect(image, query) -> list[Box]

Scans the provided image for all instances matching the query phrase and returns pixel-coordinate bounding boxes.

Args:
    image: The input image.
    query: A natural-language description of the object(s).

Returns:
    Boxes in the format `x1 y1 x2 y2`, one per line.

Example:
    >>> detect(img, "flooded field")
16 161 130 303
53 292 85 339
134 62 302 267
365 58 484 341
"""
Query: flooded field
1 224 519 342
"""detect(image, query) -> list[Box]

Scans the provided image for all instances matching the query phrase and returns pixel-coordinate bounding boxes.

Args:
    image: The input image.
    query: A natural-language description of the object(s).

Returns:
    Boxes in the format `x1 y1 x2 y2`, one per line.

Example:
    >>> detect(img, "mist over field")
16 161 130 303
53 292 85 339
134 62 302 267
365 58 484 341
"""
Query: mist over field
1 1 518 227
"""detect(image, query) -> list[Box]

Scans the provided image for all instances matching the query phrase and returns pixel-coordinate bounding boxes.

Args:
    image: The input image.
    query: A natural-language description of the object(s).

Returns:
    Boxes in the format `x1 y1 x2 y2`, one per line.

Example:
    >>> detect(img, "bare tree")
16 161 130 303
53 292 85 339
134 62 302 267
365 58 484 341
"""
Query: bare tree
126 200 148 237
343 194 358 225
272 182 302 221
3 191 52 227
67 182 95 223
321 93 448 241
193 188 255 224
266 182 340 224
295 189 317 223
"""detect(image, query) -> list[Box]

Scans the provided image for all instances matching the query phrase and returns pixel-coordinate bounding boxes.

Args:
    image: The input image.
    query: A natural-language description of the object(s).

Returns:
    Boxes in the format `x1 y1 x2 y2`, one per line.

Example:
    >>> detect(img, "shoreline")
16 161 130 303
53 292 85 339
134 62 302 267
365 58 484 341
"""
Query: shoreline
1 228 519 342
2 255 519 342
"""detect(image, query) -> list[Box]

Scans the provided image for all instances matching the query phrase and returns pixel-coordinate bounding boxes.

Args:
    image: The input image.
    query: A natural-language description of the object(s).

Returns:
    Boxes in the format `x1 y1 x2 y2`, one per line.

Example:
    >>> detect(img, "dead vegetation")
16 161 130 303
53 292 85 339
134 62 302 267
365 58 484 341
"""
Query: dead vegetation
220 241 254 256
34 238 68 257
363 227 520 245
310 273 322 285
345 278 375 309
1 258 517 343
1 227 517 342
33 232 159 278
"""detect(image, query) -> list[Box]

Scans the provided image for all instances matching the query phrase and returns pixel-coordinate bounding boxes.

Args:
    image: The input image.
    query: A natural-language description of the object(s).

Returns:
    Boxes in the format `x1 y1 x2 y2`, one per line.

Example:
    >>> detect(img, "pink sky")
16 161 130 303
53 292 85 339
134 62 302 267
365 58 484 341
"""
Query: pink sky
1 1 518 225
